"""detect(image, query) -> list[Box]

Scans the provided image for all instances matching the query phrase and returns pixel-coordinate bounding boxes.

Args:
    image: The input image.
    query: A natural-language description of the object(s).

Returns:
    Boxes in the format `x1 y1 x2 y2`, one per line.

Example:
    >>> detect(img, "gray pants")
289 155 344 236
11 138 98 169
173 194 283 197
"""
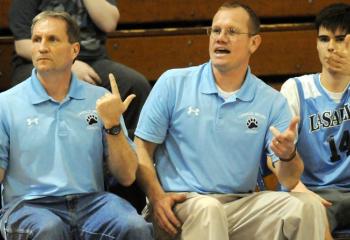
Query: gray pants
311 188 350 232
144 191 327 240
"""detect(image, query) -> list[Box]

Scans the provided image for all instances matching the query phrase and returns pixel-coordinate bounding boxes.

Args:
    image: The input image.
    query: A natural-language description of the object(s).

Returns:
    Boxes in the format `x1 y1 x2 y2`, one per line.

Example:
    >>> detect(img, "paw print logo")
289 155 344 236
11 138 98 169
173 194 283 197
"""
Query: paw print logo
86 114 98 125
247 118 258 129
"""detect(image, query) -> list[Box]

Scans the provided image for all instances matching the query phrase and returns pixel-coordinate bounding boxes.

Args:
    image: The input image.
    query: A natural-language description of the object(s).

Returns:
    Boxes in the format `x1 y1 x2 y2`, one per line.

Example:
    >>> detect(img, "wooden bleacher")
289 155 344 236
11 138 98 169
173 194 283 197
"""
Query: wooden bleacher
1 0 350 92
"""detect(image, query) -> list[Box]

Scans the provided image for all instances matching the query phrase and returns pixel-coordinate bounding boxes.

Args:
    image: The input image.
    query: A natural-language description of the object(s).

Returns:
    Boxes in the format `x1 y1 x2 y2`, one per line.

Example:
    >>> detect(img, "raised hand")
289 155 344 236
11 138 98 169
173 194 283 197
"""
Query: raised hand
327 34 350 75
96 73 135 128
269 117 299 160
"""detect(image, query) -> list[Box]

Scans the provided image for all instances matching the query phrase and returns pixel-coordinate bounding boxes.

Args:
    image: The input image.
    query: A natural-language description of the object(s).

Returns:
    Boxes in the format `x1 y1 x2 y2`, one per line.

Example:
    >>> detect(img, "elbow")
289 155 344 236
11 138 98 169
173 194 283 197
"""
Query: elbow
102 21 117 33
118 172 136 187
282 178 300 191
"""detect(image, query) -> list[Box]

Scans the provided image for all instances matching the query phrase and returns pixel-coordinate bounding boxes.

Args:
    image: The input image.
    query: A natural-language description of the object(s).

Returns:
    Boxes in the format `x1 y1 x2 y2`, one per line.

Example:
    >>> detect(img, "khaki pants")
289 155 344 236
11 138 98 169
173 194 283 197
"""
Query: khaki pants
144 191 327 240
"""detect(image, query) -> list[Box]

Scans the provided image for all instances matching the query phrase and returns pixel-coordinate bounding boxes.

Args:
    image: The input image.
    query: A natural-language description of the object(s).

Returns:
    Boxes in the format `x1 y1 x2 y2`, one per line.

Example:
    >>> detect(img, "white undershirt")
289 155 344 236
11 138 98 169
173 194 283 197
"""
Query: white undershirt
216 84 238 100
320 80 348 103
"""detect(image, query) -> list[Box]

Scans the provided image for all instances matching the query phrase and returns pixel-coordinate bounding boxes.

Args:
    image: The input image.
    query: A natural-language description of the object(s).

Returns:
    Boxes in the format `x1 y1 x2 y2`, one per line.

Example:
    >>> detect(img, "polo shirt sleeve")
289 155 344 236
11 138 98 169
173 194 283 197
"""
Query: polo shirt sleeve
0 101 9 170
135 71 175 144
265 94 293 164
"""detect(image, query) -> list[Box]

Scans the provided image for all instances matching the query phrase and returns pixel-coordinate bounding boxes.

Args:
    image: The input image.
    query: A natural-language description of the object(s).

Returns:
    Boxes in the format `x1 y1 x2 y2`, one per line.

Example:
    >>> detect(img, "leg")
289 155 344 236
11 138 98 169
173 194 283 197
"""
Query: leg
144 193 229 240
175 193 229 240
2 203 70 240
313 188 350 235
77 192 153 240
223 191 327 240
90 59 151 135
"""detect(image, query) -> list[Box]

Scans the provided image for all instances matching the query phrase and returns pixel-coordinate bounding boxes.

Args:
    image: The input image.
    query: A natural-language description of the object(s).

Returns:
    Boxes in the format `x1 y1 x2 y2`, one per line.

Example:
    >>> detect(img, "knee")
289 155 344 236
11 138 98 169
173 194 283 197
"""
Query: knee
293 192 324 214
284 192 327 227
192 197 225 220
123 215 153 239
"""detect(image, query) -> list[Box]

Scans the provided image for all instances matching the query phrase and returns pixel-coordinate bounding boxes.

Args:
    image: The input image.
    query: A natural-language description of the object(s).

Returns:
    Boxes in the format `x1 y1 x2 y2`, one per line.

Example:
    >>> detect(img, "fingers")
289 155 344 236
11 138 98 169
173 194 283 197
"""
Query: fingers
345 34 350 49
83 75 97 85
90 70 102 85
155 207 178 236
123 94 136 109
173 193 187 203
320 198 333 208
154 194 186 236
288 116 299 133
109 73 121 97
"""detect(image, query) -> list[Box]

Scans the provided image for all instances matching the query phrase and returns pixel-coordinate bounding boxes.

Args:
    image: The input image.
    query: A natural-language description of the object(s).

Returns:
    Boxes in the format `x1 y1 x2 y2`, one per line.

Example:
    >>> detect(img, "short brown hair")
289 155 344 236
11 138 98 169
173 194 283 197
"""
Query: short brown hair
31 11 80 43
219 1 260 35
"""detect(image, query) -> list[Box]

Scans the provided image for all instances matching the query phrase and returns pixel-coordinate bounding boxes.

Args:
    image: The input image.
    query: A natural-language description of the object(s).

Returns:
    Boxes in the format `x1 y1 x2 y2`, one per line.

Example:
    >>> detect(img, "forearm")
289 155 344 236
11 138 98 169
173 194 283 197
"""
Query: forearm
106 133 138 186
83 0 119 32
274 153 304 190
135 137 165 203
0 168 5 183
14 40 32 60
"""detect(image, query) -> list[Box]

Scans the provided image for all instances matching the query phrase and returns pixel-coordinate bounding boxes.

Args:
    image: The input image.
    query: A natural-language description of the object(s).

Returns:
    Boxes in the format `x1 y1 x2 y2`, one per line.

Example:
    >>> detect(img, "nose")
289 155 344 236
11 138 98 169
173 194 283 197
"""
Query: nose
217 29 229 42
38 39 49 52
327 39 336 52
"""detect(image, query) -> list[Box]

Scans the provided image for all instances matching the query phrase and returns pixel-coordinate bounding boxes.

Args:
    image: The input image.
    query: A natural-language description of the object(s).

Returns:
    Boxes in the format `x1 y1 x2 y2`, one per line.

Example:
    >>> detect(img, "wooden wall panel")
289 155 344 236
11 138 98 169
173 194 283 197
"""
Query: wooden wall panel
0 0 11 29
118 0 350 24
106 28 321 81
0 37 14 91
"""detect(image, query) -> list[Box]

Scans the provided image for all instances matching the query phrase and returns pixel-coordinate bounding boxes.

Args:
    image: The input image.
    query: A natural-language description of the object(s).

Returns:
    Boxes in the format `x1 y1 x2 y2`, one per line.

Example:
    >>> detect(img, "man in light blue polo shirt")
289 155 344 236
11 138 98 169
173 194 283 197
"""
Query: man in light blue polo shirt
135 2 327 240
0 11 152 240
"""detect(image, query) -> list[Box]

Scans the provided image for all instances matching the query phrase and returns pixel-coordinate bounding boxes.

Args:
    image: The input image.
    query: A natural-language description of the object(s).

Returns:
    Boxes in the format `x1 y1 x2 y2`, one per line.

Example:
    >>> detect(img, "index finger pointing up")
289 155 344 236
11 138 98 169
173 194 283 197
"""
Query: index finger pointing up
109 73 120 97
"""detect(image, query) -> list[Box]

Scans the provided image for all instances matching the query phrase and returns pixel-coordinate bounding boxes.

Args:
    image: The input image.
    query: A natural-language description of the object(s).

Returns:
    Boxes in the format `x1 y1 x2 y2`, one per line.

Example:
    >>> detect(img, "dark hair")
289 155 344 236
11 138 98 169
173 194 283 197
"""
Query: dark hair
31 11 80 43
315 3 350 34
219 1 260 35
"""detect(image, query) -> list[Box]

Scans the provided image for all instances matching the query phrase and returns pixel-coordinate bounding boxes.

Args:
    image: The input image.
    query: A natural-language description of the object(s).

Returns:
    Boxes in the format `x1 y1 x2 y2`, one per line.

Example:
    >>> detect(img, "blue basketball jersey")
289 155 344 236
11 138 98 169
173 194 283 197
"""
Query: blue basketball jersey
292 74 350 189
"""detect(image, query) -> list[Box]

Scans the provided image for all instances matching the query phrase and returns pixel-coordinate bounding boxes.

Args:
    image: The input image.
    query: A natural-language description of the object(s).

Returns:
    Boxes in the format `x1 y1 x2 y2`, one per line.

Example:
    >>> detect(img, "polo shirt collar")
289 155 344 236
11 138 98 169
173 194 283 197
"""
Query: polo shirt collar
200 62 256 102
29 69 86 104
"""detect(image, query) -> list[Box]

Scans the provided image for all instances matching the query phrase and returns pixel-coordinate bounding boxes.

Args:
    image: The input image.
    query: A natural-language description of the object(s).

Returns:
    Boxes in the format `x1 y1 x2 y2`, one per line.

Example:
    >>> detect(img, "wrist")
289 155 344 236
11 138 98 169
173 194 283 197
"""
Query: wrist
279 146 297 162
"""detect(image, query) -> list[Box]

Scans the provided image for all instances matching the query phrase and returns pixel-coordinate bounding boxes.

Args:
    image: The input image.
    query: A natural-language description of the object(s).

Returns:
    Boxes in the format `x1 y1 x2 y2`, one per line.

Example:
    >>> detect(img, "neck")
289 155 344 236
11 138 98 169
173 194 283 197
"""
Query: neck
320 69 350 93
37 71 72 102
213 65 248 92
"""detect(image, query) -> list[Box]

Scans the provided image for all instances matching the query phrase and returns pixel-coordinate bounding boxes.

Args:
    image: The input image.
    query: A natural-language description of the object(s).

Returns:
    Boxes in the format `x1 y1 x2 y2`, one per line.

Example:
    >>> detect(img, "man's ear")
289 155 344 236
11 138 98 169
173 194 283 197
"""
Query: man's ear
72 42 80 58
249 34 262 54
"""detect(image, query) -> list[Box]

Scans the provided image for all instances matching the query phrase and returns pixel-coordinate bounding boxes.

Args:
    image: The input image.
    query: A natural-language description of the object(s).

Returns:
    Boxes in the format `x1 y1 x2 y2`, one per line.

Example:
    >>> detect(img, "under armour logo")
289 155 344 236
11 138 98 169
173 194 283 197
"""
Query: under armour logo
187 106 200 116
27 118 39 126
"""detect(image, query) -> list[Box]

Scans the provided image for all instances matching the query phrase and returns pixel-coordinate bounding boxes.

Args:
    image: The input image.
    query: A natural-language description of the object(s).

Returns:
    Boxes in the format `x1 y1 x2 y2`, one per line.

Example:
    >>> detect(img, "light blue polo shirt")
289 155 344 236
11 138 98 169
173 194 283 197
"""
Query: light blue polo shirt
0 69 129 206
135 62 292 194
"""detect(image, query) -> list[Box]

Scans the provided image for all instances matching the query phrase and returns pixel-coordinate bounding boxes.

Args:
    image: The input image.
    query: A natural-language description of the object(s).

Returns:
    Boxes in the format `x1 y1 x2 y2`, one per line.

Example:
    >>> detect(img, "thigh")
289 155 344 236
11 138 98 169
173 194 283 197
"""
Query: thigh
314 188 350 230
90 59 151 97
224 191 326 240
3 202 69 240
78 192 152 240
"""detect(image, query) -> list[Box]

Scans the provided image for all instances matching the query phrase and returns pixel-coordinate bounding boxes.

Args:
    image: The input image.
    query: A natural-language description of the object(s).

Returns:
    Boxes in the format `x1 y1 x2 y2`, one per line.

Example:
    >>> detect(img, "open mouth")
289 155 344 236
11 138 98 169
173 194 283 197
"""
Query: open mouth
214 47 231 54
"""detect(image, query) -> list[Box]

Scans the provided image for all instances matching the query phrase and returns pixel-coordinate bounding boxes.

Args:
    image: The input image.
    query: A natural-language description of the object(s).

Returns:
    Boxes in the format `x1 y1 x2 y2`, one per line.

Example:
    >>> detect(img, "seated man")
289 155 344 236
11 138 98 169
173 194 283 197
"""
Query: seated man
280 3 350 235
134 1 327 239
0 11 152 240
9 0 151 135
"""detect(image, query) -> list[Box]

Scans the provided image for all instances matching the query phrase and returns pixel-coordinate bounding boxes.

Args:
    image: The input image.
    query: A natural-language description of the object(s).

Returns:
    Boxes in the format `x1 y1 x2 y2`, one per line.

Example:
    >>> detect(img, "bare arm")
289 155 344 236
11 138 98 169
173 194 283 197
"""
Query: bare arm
267 153 303 190
14 39 32 60
83 0 120 32
0 168 5 183
269 117 304 190
135 137 186 237
96 74 137 186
